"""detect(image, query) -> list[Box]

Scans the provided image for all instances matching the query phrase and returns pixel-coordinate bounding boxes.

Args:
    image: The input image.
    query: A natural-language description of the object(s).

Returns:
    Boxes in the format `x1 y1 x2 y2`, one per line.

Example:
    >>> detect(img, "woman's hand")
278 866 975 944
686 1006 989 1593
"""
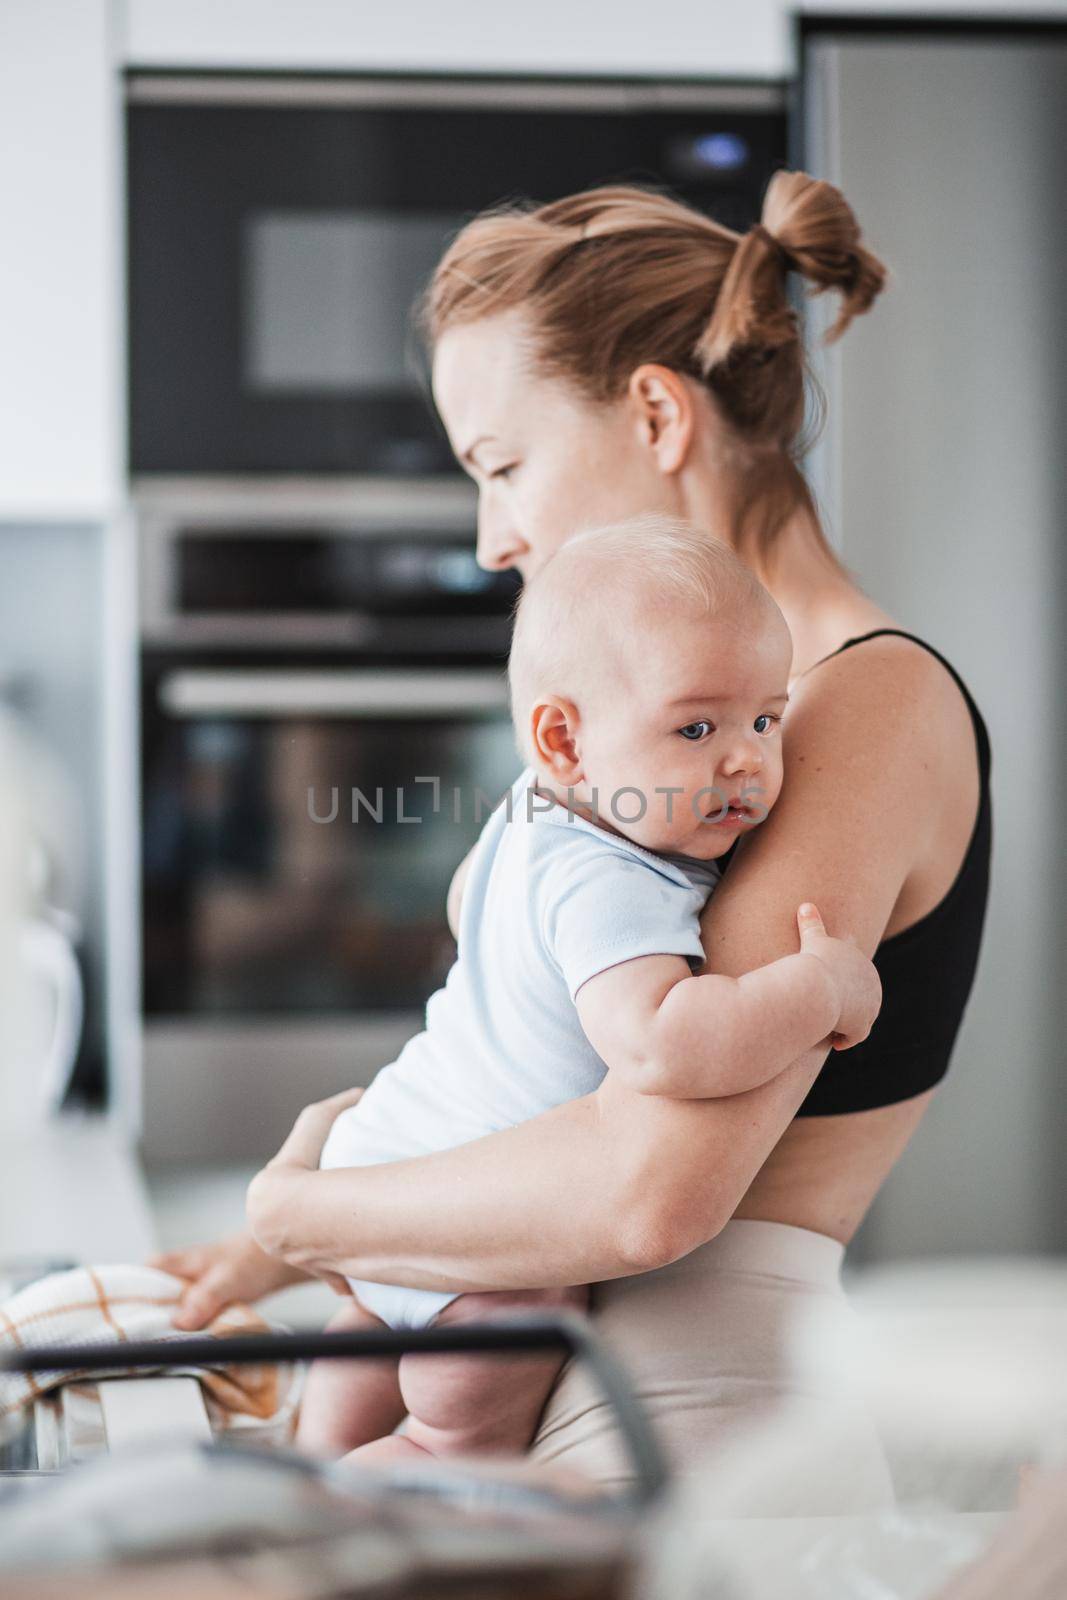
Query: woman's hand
264 1086 366 1172
149 1231 311 1331
246 1087 366 1283
153 1091 367 1328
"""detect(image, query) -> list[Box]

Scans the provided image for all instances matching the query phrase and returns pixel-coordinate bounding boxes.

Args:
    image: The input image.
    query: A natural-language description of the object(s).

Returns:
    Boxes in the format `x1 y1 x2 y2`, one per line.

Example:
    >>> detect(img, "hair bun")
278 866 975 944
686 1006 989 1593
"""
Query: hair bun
696 169 887 374
749 221 794 271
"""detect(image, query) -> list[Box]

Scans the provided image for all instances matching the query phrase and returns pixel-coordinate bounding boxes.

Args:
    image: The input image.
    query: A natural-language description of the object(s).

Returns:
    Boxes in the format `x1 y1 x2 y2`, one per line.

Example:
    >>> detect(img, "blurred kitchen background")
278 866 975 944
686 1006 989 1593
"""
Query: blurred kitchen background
1 1 1065 1277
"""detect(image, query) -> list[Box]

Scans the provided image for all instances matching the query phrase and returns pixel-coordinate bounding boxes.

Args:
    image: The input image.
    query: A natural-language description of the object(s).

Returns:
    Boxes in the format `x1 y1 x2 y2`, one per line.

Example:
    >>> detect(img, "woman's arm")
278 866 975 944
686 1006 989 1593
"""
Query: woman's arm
248 1059 826 1289
249 639 941 1289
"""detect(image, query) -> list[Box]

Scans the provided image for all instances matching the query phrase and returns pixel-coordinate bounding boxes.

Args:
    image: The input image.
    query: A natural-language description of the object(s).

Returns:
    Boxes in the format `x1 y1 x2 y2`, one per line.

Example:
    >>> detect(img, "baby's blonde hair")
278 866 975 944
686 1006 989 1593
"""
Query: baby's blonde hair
507 513 771 764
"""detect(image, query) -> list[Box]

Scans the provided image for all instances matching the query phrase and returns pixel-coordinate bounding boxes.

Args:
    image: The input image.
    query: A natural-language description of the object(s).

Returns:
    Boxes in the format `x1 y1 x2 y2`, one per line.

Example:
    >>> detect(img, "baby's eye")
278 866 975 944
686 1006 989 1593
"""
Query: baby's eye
678 720 713 741
490 464 517 482
754 714 781 735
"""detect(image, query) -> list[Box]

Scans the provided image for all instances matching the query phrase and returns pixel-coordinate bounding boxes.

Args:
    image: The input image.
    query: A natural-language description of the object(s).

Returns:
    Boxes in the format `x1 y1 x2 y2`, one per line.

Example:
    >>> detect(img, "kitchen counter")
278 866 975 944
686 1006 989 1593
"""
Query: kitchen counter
0 1112 156 1274
654 1510 1005 1599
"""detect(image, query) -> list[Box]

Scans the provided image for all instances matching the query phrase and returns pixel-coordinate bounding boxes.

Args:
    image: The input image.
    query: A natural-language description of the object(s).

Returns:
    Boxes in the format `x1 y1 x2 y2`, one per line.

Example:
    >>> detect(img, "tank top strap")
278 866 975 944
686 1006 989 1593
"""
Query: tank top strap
807 628 991 780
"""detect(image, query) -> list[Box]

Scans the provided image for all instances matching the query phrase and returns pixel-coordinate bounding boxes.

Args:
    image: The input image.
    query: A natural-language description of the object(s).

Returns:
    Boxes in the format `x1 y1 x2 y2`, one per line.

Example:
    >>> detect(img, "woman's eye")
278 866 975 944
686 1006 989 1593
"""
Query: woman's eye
490 464 517 482
754 714 781 735
678 720 713 741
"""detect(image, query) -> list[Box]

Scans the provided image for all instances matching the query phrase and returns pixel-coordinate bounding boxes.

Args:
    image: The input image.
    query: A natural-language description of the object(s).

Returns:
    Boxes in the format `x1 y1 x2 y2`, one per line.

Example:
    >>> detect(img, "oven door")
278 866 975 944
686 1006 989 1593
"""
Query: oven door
140 659 518 1164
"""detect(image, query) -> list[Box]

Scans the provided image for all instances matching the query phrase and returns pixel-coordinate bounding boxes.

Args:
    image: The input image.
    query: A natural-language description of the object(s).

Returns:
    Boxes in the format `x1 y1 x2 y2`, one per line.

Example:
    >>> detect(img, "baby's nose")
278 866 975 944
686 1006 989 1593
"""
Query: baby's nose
722 740 763 778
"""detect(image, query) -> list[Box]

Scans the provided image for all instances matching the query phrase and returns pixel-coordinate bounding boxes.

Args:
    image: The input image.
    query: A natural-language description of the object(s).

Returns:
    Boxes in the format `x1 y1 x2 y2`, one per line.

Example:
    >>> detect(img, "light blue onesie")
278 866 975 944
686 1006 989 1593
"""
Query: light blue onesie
319 766 723 1329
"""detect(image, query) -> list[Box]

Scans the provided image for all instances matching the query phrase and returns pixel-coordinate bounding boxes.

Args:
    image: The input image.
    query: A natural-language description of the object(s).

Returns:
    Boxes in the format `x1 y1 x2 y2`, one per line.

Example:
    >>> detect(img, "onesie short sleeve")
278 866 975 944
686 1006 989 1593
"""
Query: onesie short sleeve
539 839 710 1002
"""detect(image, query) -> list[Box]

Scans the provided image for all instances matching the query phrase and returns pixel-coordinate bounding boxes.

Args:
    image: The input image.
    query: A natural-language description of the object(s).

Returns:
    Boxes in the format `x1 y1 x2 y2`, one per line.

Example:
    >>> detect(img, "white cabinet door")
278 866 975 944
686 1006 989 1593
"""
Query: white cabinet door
0 1 122 520
123 0 791 80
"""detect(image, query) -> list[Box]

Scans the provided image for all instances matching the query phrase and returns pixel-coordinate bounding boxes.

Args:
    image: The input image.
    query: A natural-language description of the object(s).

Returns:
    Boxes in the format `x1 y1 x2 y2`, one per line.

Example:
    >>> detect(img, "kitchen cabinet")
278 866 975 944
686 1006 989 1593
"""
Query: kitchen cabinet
121 0 1067 84
0 0 123 521
123 0 791 79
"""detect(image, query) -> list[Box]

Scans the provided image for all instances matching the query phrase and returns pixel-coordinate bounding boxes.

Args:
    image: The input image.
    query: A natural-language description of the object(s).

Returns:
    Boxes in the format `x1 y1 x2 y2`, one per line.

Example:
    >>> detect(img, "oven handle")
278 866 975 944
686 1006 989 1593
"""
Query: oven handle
157 668 508 719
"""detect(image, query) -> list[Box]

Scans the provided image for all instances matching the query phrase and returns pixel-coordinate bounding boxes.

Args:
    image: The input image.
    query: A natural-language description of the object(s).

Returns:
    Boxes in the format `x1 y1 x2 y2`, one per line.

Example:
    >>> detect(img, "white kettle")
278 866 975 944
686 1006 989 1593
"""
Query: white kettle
0 703 84 1131
17 908 84 1116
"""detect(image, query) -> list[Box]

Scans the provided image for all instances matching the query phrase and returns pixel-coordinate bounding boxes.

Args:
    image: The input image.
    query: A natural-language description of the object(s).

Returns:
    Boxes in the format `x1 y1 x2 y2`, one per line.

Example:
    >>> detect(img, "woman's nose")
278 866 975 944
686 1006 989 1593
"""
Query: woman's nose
476 504 527 572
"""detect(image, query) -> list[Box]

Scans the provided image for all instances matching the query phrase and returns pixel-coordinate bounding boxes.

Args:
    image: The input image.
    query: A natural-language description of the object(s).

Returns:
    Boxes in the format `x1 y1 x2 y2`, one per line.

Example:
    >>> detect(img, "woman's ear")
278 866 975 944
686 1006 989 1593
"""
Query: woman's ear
530 697 584 785
627 363 698 475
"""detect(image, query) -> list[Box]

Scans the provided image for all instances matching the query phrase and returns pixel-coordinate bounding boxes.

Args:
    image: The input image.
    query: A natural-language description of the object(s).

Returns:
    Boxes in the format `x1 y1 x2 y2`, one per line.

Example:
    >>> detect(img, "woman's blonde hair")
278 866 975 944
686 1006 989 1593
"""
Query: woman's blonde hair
415 170 887 578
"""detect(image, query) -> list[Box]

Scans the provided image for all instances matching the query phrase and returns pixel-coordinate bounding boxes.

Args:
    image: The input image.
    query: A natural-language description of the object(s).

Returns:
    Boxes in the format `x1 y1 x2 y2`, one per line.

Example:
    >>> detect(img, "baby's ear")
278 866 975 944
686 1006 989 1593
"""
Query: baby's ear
530 697 584 782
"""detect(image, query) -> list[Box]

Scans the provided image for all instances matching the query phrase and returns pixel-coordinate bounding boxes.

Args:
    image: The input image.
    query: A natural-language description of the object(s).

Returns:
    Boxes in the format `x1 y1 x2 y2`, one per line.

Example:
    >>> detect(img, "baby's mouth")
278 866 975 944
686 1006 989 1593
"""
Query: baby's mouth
706 798 751 824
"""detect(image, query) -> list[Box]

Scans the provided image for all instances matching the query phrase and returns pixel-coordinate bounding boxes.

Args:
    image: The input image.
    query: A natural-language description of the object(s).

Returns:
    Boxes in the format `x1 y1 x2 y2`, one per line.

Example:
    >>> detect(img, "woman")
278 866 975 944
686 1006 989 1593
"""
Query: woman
156 170 992 1510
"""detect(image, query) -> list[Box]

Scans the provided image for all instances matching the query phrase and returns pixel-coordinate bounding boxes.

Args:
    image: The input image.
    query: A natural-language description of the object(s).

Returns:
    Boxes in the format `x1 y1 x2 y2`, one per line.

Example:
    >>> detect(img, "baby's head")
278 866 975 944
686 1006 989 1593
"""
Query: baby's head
508 514 792 860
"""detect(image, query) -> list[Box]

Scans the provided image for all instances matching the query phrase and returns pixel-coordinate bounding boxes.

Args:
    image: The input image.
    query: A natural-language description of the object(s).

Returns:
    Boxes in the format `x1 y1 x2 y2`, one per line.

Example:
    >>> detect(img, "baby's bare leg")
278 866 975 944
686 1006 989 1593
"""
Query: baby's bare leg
344 1286 589 1466
296 1296 406 1459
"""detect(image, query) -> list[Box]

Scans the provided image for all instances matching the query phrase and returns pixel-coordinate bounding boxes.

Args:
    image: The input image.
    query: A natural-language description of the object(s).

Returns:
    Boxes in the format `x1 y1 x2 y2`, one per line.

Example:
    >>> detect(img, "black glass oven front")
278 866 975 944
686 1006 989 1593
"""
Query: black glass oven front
127 74 787 474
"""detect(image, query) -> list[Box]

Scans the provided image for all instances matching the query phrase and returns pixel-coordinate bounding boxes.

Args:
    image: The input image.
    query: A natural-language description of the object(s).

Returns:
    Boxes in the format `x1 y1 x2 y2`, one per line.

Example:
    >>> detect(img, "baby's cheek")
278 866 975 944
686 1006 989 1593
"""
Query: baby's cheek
762 768 785 813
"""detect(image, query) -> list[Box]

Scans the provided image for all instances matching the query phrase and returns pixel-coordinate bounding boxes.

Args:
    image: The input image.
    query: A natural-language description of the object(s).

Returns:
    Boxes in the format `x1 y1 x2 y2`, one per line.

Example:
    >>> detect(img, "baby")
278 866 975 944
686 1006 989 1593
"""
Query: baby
293 513 881 1464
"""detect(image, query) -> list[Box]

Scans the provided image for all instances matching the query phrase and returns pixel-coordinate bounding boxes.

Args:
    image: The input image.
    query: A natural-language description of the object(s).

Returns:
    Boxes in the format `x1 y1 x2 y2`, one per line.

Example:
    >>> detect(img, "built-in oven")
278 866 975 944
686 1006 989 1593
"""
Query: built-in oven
126 73 787 475
137 481 520 1163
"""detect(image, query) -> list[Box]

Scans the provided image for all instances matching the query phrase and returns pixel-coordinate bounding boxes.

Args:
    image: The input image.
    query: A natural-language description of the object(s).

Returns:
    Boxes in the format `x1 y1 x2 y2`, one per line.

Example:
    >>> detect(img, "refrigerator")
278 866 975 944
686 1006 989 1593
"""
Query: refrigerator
798 17 1067 1260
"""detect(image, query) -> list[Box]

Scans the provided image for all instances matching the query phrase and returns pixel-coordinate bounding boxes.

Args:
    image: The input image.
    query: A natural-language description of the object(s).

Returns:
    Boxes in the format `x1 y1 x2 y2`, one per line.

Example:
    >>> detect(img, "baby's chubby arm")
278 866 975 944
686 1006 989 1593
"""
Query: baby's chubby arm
575 901 881 1098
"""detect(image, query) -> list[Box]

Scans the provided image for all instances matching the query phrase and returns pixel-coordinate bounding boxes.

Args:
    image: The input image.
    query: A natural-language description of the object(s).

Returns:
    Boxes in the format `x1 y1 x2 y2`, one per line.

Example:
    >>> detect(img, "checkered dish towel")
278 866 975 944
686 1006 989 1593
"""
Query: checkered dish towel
0 1264 303 1441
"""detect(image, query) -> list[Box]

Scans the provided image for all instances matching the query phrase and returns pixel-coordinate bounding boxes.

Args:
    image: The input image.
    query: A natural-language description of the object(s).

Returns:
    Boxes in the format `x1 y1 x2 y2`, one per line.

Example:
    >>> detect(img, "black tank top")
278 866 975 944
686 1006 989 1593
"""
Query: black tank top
753 627 992 1116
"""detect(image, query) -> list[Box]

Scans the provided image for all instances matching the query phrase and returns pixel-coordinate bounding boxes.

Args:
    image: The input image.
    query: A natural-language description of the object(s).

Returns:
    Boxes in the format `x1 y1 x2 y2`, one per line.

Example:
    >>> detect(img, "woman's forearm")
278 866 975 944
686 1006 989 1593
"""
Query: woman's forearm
247 1042 829 1292
248 1092 632 1290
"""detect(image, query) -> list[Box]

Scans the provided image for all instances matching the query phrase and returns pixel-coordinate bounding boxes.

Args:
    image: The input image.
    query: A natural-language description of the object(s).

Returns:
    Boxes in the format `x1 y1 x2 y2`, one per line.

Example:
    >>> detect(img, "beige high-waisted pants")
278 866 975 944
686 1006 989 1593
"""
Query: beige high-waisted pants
528 1218 896 1516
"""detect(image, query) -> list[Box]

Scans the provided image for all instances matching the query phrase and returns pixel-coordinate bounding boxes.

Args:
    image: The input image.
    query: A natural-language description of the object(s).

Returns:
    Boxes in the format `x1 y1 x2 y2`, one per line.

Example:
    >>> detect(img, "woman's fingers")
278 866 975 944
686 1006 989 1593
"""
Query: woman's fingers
289 1087 365 1138
171 1268 233 1331
314 1087 366 1117
149 1244 234 1327
273 1087 366 1168
148 1247 207 1282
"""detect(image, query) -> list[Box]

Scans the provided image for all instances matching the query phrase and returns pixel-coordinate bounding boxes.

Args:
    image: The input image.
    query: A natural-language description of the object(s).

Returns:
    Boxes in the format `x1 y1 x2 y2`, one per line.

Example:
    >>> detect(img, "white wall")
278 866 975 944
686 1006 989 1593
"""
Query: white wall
805 34 1067 1258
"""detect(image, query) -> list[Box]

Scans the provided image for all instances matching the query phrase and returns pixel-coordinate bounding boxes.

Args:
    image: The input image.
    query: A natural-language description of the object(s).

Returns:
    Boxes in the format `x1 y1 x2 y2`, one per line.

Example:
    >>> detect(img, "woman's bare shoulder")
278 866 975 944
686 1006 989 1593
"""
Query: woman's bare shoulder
788 626 974 788
790 627 959 725
703 632 956 971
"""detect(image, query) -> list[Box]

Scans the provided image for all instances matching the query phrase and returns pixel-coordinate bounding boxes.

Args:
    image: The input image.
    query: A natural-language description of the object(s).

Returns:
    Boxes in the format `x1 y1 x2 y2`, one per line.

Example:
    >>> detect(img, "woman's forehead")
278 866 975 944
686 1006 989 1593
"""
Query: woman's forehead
431 314 531 430
433 314 595 451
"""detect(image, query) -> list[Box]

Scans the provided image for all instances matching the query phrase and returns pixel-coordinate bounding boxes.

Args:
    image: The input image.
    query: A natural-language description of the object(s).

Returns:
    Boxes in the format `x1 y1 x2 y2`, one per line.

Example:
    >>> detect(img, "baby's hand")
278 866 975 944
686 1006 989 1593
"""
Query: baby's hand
796 902 882 1051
